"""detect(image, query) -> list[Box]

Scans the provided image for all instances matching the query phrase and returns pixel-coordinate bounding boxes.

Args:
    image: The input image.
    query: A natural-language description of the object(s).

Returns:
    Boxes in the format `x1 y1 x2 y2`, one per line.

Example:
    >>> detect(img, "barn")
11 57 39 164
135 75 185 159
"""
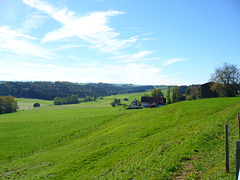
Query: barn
141 97 166 108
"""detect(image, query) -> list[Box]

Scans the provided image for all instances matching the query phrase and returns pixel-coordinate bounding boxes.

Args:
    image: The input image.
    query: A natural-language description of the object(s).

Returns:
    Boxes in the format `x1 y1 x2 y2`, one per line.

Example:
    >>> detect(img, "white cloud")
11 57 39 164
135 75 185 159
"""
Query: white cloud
21 13 48 31
0 26 53 59
23 0 137 53
163 58 190 66
0 26 36 40
111 50 162 62
51 44 87 51
0 60 179 85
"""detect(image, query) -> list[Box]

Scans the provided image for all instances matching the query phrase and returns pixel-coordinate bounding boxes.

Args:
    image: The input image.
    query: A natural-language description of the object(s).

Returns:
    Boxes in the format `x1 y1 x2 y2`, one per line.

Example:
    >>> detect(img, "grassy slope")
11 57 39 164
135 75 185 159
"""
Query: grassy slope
0 97 240 179
0 92 145 162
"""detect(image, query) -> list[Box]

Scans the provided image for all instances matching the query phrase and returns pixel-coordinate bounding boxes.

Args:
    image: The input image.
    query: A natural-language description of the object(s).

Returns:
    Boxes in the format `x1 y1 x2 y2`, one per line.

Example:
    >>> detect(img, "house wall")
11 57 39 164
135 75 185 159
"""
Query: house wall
142 102 150 108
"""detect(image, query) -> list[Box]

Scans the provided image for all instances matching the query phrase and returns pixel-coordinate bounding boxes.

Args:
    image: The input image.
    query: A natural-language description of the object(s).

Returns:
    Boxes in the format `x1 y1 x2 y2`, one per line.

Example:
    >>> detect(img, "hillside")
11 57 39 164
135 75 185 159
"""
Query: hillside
0 97 240 179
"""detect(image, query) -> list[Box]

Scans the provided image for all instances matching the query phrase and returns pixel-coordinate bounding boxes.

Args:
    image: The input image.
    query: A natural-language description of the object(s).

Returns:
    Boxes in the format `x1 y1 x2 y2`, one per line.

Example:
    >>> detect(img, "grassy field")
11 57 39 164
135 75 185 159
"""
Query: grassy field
0 95 240 179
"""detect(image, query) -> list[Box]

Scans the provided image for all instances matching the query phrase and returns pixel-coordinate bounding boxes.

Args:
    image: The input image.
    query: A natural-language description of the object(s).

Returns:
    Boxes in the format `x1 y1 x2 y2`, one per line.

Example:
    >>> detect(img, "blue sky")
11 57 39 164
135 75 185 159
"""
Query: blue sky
0 0 239 85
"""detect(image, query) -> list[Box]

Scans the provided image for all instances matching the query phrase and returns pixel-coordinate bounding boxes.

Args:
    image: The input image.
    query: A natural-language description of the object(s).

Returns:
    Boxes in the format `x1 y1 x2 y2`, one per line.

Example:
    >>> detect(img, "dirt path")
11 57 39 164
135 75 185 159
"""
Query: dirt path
173 156 202 180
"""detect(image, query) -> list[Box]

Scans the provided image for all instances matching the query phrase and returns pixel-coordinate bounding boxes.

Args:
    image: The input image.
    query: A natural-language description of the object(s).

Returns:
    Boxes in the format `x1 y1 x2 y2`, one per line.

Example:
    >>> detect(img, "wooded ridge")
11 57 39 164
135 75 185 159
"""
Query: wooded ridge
0 81 154 100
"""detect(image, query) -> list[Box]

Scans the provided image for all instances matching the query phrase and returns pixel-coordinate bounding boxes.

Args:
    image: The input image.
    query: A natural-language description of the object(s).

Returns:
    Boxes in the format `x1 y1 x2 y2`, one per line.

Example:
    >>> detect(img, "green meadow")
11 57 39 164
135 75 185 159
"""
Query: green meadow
0 94 240 179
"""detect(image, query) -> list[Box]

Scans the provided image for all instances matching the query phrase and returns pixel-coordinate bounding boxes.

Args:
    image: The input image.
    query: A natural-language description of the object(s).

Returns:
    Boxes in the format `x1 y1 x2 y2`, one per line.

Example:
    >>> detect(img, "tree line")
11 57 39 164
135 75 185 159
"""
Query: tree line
53 95 80 105
0 81 154 100
0 96 18 114
53 95 97 105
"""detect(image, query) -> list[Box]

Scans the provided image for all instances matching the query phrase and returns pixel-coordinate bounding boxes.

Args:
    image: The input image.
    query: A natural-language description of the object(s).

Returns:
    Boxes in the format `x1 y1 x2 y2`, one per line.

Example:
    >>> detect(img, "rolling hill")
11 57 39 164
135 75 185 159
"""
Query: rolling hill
0 96 240 179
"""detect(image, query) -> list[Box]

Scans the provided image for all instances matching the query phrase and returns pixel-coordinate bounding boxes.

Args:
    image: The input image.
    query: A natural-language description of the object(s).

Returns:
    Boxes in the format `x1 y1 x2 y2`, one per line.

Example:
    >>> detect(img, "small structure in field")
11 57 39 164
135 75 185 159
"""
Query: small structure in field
141 97 166 108
130 99 140 108
33 103 40 107
124 98 129 101
100 97 103 99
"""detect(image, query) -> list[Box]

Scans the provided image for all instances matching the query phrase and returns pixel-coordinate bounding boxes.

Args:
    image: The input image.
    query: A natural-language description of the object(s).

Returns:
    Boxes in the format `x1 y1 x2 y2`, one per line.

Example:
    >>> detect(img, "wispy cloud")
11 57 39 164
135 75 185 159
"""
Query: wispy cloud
111 50 162 62
23 0 138 53
21 12 48 32
0 60 175 85
69 55 83 61
0 26 52 59
51 44 87 51
163 58 190 66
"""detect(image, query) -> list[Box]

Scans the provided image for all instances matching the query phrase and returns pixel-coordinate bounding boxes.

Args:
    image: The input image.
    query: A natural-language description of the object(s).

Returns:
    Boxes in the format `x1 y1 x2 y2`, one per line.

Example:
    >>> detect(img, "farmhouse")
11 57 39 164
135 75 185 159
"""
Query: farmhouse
201 82 219 98
141 97 166 108
130 99 140 108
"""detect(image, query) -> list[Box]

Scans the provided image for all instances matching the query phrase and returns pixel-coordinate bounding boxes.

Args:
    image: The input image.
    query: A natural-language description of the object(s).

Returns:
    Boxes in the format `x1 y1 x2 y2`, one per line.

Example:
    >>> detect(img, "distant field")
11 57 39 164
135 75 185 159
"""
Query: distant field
17 98 53 110
17 92 150 110
17 98 53 104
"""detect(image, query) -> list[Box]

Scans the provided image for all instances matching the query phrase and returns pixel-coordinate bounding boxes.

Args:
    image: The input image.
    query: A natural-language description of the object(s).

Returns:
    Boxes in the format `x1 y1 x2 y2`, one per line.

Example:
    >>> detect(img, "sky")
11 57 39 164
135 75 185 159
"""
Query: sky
0 0 239 85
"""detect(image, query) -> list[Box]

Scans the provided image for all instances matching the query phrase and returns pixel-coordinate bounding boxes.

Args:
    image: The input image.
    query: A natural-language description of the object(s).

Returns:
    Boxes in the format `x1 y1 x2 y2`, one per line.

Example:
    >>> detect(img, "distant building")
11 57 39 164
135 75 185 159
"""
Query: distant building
141 97 166 108
201 82 219 98
130 99 140 107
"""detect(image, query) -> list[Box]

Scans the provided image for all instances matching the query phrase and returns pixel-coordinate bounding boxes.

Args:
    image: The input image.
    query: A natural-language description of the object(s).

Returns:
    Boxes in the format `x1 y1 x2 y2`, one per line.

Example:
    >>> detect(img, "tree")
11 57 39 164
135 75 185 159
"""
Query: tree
110 102 115 107
166 86 171 104
210 63 240 97
185 86 201 100
0 96 18 114
113 98 120 105
172 86 185 103
151 89 163 97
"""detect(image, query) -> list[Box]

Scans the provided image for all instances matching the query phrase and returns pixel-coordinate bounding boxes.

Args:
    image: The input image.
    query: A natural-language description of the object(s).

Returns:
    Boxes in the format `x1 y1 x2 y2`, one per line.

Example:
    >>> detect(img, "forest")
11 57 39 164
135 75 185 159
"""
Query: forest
0 81 154 100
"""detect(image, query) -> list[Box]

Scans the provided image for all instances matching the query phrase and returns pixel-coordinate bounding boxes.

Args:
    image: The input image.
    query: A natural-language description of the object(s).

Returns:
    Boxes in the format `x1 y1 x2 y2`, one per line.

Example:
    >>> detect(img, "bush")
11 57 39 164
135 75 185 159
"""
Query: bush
0 96 18 114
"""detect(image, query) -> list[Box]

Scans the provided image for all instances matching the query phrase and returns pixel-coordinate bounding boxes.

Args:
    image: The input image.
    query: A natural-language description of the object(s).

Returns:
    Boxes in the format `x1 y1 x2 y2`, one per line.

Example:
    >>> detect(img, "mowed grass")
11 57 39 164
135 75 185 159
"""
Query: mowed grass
0 92 146 163
0 97 240 179
17 98 53 111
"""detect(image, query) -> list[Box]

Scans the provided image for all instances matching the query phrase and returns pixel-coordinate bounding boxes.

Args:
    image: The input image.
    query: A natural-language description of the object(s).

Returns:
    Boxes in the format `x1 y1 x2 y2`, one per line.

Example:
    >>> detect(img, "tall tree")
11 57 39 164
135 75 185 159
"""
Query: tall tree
151 89 163 97
166 86 171 104
210 63 240 97
172 86 185 103
172 86 177 103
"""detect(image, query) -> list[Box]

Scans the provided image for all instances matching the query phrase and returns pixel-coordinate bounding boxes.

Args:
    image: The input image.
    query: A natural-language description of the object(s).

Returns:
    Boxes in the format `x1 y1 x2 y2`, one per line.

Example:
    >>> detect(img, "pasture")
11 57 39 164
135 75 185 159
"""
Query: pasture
0 95 240 179
1 92 146 163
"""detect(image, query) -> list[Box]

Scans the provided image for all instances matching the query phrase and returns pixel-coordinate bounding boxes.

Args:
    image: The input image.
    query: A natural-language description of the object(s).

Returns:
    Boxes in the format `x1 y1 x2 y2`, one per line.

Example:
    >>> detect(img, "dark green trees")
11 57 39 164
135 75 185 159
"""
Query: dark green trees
185 86 201 100
166 86 171 104
151 89 164 97
110 98 121 107
172 86 185 103
53 95 79 105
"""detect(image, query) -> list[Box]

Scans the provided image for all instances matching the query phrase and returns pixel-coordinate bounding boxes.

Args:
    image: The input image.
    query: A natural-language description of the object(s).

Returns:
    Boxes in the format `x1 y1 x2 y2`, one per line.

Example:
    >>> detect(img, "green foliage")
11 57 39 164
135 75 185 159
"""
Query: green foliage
54 95 79 105
172 86 185 103
151 89 164 97
110 98 121 107
0 96 18 114
166 86 171 104
0 81 154 100
185 86 201 100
